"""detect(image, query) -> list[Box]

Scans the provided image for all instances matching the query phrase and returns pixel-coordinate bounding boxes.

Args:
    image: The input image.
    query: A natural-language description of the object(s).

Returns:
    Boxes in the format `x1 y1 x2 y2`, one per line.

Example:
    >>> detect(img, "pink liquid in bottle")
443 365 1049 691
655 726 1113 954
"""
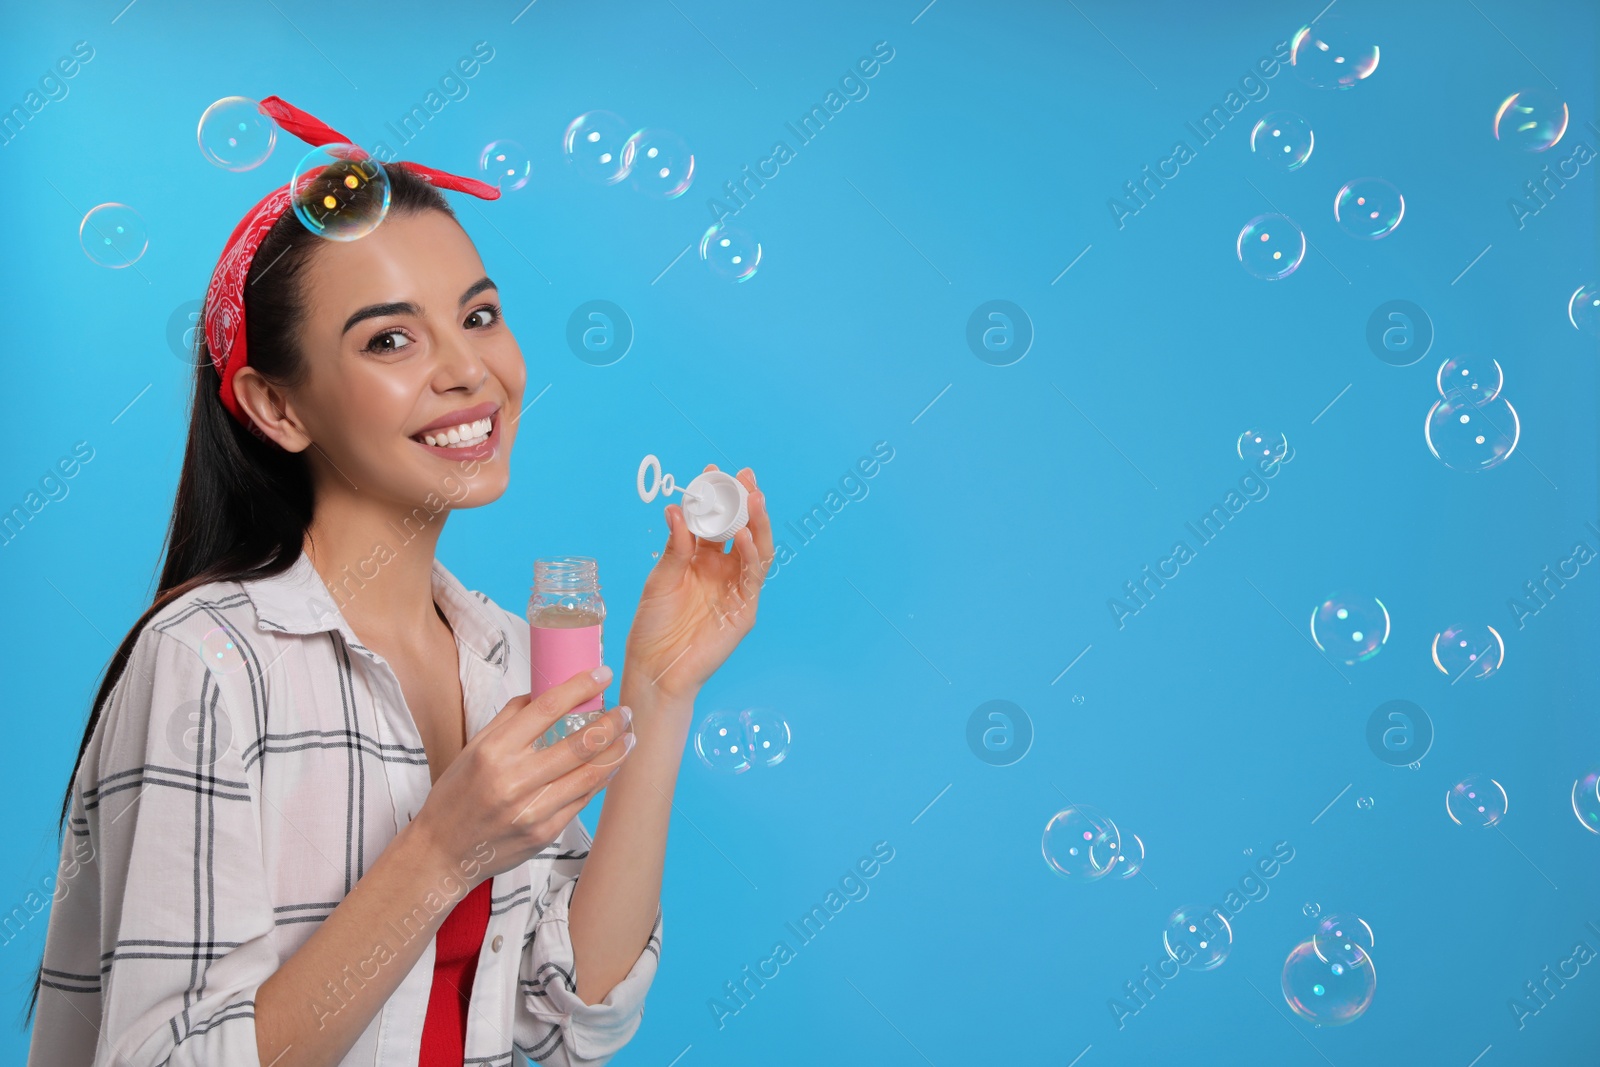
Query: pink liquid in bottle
528 557 606 748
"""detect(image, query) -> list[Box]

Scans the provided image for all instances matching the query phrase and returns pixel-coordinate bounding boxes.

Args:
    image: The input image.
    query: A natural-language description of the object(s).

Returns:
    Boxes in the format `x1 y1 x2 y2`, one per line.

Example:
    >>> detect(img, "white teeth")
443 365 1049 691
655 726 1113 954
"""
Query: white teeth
420 416 493 448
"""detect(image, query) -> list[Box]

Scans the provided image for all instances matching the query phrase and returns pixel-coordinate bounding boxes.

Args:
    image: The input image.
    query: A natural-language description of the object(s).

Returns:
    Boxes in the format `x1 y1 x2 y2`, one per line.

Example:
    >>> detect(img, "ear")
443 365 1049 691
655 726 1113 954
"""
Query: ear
232 365 312 452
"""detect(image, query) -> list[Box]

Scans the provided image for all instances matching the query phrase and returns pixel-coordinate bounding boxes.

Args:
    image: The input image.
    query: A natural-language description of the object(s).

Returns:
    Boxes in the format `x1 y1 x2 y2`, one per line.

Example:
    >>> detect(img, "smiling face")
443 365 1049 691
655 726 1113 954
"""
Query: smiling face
234 208 526 510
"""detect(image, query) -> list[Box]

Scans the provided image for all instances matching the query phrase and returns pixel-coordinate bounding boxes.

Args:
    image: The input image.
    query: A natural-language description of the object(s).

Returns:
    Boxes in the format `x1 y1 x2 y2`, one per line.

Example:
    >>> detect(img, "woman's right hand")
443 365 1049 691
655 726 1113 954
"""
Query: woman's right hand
410 664 634 885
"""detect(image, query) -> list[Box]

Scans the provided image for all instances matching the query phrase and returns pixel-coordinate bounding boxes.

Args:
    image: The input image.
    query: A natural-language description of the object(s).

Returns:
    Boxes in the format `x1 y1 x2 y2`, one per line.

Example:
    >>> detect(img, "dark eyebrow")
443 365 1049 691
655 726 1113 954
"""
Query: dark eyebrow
341 276 499 336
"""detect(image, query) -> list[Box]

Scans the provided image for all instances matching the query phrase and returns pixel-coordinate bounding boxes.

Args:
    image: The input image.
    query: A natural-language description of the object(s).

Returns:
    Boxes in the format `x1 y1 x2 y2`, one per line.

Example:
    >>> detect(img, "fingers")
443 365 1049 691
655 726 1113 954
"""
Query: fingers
658 502 696 583
502 664 615 751
511 720 633 837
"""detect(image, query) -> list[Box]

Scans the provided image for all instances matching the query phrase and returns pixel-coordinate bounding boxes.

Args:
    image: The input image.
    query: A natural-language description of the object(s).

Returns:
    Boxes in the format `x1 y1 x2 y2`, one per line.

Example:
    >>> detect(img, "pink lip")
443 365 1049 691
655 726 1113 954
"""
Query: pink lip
411 400 501 436
411 410 501 460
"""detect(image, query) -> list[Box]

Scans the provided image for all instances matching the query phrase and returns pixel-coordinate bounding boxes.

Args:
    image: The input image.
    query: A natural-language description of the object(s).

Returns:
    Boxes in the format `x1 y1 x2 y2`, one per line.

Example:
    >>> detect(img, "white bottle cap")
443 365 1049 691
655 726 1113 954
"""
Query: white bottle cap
680 470 749 541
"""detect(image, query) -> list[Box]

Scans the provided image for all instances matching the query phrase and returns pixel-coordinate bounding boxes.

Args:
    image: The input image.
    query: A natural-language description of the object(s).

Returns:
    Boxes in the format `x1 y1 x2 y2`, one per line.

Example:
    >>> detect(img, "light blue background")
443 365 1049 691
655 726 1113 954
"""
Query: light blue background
3 0 1598 1063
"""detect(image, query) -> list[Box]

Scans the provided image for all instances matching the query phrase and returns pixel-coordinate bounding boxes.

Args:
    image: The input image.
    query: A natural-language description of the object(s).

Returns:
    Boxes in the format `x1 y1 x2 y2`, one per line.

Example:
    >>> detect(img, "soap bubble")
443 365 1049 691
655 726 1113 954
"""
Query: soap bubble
623 128 695 198
1290 22 1380 89
1111 831 1146 879
743 706 791 766
1236 214 1306 280
1313 913 1375 967
693 706 790 774
1163 904 1233 970
1356 796 1375 810
479 139 531 191
1310 593 1391 664
1283 939 1377 1025
1572 766 1600 834
1425 394 1519 472
197 96 276 171
1568 285 1600 335
1249 111 1315 170
78 203 148 269
1494 89 1569 152
200 625 247 675
1446 774 1508 828
1041 804 1121 881
1431 624 1506 681
1303 902 1322 919
562 110 632 184
1435 355 1503 403
1237 428 1290 464
692 709 751 773
1334 178 1404 239
290 143 390 241
699 222 762 282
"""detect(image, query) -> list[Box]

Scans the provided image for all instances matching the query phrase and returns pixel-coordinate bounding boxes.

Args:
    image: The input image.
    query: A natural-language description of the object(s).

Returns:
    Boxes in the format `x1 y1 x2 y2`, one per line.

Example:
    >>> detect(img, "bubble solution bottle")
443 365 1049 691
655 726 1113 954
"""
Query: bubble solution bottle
528 556 606 750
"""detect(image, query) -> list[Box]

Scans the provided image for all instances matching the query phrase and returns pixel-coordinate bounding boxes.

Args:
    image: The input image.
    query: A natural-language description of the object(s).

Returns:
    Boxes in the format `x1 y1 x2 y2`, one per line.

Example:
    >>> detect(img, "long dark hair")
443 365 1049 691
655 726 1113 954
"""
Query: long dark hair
24 164 455 1028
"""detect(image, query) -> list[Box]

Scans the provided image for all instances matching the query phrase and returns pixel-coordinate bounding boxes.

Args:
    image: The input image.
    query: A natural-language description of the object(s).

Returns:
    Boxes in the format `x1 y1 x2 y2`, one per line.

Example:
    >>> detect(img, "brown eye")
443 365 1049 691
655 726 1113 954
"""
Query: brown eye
466 304 501 329
364 329 413 354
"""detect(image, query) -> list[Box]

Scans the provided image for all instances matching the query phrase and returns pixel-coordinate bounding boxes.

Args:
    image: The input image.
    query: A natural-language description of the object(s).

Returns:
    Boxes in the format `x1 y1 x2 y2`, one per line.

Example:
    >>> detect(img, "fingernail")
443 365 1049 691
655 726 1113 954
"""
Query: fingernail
619 705 633 730
590 664 613 685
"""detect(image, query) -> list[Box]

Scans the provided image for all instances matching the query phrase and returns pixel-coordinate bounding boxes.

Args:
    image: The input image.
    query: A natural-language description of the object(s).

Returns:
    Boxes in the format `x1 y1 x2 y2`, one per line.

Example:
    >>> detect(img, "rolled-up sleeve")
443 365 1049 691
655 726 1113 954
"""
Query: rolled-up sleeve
513 818 662 1066
29 625 278 1066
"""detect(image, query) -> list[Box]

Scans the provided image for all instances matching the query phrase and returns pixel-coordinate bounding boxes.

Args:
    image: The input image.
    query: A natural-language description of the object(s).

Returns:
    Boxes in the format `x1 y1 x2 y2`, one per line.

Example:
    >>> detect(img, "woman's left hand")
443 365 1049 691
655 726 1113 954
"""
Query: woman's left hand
624 465 773 705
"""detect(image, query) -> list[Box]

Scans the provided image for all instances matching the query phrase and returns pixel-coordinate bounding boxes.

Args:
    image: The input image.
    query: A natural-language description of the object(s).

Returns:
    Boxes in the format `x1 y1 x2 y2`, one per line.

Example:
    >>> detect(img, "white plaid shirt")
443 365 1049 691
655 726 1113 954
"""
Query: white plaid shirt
28 549 661 1066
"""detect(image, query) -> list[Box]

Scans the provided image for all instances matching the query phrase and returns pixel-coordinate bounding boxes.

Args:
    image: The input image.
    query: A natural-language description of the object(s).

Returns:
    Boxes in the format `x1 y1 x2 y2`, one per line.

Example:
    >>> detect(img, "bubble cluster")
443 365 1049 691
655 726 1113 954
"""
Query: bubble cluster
479 139 531 192
1236 214 1306 280
1163 904 1233 971
1426 355 1521 471
1041 805 1122 881
1446 774 1508 828
1310 593 1391 664
1237 428 1290 464
1573 765 1600 833
699 222 763 282
78 203 148 269
562 110 632 184
197 96 277 171
622 128 695 198
1283 939 1377 1025
290 143 390 241
692 707 791 774
1249 111 1314 171
1431 624 1506 681
1494 89 1569 152
1290 22 1380 89
1568 285 1600 335
1334 178 1404 239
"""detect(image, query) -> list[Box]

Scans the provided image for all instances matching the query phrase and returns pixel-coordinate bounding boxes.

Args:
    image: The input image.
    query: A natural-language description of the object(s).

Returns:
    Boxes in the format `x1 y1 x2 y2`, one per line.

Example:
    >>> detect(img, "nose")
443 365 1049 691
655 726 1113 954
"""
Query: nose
433 331 491 393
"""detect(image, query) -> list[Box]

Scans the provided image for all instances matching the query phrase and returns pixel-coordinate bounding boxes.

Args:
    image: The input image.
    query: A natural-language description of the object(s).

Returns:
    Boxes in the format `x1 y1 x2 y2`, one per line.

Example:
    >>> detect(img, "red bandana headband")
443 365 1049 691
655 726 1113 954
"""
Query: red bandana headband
202 95 500 432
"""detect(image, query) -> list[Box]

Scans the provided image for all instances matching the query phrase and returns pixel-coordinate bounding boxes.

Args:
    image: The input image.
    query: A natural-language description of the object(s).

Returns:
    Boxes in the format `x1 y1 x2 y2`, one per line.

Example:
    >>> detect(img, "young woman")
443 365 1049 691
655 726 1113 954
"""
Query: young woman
25 97 772 1067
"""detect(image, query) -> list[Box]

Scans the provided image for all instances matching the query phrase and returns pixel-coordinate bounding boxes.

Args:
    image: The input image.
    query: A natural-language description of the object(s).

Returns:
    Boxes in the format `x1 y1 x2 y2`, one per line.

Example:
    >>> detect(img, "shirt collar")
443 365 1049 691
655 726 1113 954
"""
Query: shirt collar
246 548 510 671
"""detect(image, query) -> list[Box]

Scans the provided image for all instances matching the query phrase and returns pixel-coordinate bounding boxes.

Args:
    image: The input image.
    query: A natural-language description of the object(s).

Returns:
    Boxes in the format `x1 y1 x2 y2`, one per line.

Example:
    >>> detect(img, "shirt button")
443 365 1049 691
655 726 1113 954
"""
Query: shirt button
491 935 504 953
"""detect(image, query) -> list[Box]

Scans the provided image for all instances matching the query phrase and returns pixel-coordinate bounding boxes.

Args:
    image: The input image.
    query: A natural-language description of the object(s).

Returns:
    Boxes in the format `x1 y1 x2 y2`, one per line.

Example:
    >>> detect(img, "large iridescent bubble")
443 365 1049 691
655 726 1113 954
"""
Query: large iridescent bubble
290 143 390 241
1236 214 1305 280
1283 939 1377 1025
1163 904 1233 970
1494 89 1569 152
1290 22 1379 89
1310 593 1391 663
